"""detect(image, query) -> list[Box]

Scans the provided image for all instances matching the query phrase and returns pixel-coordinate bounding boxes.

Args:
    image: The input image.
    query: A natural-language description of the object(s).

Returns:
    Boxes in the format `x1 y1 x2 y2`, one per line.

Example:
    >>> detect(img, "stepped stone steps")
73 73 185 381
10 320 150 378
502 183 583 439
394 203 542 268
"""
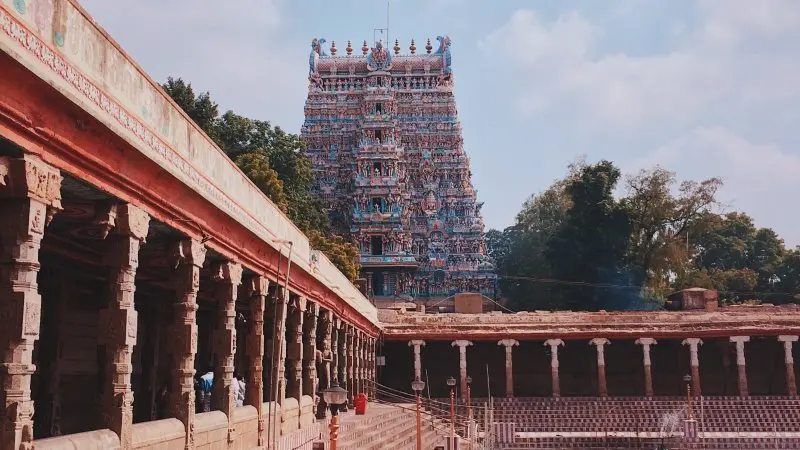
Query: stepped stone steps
337 406 412 450
341 411 416 450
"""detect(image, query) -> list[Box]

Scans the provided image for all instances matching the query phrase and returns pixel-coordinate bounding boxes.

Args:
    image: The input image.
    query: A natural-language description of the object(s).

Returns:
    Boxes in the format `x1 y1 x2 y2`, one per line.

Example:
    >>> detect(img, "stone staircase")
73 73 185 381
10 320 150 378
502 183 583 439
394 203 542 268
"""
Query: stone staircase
336 402 449 450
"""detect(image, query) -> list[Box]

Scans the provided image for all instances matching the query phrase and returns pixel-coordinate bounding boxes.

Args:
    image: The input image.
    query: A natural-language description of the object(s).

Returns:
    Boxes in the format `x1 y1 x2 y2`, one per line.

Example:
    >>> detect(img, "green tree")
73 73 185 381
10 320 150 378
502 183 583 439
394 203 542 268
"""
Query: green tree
162 77 219 139
308 230 360 282
545 160 634 310
233 151 287 212
163 76 361 280
622 167 721 293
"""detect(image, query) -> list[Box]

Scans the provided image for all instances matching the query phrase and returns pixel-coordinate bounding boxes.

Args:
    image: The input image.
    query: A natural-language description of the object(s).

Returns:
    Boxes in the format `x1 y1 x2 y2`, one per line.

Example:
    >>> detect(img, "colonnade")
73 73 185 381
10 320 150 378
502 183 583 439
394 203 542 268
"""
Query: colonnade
0 155 379 449
407 335 799 399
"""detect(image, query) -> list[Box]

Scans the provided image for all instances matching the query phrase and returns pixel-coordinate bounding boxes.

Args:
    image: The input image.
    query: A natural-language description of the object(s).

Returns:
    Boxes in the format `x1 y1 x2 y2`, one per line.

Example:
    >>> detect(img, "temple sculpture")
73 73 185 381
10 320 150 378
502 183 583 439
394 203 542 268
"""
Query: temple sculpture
301 37 497 306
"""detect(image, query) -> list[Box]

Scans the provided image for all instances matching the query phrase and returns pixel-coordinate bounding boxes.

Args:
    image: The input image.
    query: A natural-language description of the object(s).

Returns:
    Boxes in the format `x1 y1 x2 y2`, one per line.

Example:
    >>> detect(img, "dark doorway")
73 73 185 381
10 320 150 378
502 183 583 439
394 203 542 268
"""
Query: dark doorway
373 271 385 296
371 236 383 255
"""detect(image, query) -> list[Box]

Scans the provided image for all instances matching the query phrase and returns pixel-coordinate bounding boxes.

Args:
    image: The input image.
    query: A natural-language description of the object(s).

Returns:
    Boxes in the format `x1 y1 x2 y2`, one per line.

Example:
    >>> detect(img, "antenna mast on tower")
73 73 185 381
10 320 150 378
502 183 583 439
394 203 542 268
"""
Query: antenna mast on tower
373 1 390 45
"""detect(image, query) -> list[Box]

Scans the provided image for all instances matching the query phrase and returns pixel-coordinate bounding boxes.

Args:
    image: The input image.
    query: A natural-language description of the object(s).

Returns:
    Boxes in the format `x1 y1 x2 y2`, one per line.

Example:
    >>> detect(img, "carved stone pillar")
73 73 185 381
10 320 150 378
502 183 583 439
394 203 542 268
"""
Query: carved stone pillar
353 331 362 397
331 318 340 385
98 204 149 449
497 339 519 398
369 338 378 398
0 155 62 450
409 340 425 381
210 261 242 443
451 340 473 398
544 339 565 397
285 295 305 402
302 303 318 400
346 327 355 406
244 276 268 447
168 239 207 450
337 325 348 412
730 336 750 397
635 338 657 397
589 338 610 397
315 310 333 419
682 338 703 396
272 288 289 406
779 336 798 396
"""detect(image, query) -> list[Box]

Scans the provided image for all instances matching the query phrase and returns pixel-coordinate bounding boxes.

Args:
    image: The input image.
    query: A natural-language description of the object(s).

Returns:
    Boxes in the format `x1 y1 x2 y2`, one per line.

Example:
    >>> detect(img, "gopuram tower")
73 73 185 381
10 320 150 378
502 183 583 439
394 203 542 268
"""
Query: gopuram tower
301 37 496 308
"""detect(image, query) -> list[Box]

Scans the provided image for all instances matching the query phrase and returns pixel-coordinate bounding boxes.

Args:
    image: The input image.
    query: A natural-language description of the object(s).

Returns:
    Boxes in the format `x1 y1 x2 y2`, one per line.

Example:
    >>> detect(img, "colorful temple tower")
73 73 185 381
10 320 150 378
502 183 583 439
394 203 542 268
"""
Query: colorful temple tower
301 37 496 307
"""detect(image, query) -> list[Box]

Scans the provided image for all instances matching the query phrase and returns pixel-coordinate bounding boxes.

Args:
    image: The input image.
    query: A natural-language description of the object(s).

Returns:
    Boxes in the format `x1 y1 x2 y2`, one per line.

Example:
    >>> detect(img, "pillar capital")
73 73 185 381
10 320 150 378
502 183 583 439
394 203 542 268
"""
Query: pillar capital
779 335 799 343
247 275 270 296
409 340 426 348
589 338 610 347
729 335 751 344
544 339 565 349
452 340 473 348
681 337 703 354
635 337 657 347
171 238 207 269
211 260 243 286
0 154 63 209
498 339 520 348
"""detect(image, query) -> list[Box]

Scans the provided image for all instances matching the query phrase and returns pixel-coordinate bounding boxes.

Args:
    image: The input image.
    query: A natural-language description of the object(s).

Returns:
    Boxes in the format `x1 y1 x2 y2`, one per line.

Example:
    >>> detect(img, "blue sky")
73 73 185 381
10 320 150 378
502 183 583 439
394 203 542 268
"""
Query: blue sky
79 0 800 246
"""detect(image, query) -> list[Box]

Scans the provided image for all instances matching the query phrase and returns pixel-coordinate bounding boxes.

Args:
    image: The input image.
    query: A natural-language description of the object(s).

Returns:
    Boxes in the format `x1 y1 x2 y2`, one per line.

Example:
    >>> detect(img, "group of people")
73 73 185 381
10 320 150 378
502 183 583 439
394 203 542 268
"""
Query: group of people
193 368 247 413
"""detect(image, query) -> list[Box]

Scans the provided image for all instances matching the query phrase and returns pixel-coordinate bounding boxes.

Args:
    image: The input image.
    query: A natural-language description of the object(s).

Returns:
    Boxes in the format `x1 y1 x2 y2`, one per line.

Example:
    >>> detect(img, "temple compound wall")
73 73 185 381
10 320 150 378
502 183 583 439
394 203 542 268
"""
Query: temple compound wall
0 2 379 449
378 304 800 400
300 36 496 305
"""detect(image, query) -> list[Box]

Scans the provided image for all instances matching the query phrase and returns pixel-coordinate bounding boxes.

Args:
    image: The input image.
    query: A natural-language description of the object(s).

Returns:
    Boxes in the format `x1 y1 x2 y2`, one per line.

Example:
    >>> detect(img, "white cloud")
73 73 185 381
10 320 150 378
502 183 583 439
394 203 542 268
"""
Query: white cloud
479 3 800 244
479 3 800 129
628 127 800 242
78 0 306 128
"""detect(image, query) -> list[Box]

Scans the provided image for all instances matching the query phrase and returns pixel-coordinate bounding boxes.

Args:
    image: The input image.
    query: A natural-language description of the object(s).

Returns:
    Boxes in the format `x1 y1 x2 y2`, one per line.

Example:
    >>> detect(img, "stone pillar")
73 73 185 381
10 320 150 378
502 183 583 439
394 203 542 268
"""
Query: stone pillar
778 336 798 396
244 276 268 447
211 261 242 443
0 155 62 450
168 239 207 450
682 338 703 396
635 338 657 397
544 339 565 397
337 325 348 411
451 340 473 398
353 331 362 396
315 310 333 419
268 287 289 405
589 338 610 397
98 204 150 449
730 336 750 397
331 318 340 385
285 295 305 402
497 339 519 398
302 303 318 400
346 327 355 406
369 338 378 398
409 340 426 381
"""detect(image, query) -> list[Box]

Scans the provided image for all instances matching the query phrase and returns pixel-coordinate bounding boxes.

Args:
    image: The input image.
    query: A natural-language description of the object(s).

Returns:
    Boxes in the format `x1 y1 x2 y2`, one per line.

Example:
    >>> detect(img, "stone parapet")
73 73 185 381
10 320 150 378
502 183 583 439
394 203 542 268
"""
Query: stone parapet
381 305 800 340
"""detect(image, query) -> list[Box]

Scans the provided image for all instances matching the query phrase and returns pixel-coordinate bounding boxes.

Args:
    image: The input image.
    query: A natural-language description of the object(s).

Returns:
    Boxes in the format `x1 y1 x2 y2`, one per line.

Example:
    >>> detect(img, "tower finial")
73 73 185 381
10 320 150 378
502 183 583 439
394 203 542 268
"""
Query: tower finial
362 40 369 56
410 39 417 55
330 41 337 55
394 39 401 55
346 40 353 56
425 38 432 54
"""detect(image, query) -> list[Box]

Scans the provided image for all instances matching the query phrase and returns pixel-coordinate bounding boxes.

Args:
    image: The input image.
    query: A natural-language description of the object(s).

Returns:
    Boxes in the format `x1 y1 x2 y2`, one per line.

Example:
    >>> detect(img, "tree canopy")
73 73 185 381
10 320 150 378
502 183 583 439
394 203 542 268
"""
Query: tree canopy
162 77 360 281
489 159 799 311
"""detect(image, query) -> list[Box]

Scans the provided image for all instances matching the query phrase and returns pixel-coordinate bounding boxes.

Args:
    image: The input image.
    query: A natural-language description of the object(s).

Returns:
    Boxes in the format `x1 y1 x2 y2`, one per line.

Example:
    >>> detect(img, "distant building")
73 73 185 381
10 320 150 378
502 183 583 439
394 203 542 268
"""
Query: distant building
301 37 496 307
